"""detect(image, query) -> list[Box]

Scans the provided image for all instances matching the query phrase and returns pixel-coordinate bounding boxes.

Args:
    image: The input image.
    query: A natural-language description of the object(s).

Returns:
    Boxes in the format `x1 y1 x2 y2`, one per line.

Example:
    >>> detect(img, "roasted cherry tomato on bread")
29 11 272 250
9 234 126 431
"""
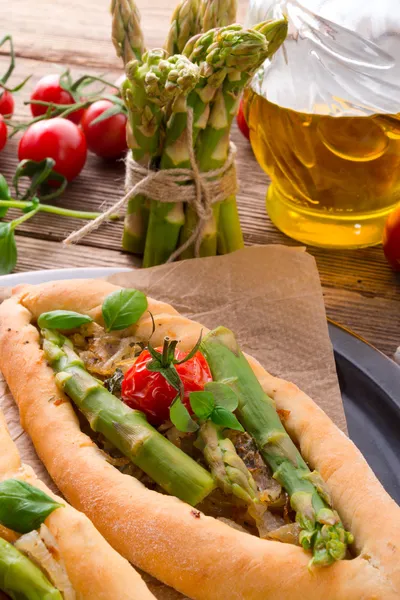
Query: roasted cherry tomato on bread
80 100 128 159
236 97 250 140
121 348 212 426
30 74 84 124
0 116 7 152
18 118 87 181
0 90 14 118
383 205 400 271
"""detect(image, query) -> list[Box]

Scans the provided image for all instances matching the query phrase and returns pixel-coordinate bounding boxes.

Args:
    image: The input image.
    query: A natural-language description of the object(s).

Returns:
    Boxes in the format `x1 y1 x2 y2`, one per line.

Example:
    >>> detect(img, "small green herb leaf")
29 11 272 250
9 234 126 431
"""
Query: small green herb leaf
0 479 63 534
211 406 244 432
37 310 93 330
0 174 10 218
189 391 215 420
205 382 239 412
0 223 17 275
170 396 199 433
102 289 148 332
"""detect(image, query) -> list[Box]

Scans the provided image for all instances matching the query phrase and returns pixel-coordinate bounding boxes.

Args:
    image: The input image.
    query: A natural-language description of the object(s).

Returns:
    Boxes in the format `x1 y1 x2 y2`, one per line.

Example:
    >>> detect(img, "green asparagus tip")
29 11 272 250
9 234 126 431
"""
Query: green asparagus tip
254 18 288 58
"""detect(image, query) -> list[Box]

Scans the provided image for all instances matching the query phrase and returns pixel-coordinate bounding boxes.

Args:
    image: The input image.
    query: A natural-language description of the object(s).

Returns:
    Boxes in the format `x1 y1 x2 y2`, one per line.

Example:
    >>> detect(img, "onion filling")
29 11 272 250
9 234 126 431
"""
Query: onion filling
15 525 76 600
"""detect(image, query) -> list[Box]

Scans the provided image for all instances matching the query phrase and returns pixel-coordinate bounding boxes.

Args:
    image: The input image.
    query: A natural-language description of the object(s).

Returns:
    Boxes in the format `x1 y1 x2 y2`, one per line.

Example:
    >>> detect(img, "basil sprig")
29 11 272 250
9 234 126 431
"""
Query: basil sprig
38 310 93 330
154 332 244 433
0 222 17 276
173 382 244 433
102 289 148 332
0 479 63 534
170 397 199 433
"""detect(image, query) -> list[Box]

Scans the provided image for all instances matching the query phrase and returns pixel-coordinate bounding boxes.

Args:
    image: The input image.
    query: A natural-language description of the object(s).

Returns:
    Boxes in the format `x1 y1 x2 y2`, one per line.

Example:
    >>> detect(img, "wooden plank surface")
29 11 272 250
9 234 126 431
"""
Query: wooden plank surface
0 0 399 360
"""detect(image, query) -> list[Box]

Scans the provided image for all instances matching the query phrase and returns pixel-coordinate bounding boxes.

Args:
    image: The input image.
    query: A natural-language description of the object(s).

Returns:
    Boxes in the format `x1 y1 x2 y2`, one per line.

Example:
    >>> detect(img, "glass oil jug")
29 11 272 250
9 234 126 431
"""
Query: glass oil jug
245 0 400 248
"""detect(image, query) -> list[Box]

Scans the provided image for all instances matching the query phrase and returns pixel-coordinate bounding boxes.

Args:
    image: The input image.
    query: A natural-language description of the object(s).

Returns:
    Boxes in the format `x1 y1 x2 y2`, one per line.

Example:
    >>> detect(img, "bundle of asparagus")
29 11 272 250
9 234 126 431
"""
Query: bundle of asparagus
112 0 288 267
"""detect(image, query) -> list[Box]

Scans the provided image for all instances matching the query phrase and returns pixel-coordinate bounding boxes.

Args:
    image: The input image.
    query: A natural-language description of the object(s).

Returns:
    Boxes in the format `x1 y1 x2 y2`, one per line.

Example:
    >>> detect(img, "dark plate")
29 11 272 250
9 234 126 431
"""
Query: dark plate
329 321 400 504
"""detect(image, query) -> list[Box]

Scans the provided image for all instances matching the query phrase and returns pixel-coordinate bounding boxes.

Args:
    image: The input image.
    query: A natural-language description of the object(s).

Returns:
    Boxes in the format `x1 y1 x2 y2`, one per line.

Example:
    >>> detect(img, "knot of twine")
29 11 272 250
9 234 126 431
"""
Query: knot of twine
64 108 238 262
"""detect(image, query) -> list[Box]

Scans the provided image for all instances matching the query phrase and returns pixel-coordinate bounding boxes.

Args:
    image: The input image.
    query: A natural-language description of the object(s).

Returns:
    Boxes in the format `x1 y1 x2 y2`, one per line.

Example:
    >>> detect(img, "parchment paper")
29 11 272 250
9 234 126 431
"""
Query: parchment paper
0 244 346 599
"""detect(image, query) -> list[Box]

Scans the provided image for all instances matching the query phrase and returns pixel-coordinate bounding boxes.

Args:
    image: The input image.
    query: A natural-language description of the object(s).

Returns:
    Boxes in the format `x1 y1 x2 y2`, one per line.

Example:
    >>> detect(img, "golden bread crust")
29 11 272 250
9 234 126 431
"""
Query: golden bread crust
0 397 154 599
0 279 399 599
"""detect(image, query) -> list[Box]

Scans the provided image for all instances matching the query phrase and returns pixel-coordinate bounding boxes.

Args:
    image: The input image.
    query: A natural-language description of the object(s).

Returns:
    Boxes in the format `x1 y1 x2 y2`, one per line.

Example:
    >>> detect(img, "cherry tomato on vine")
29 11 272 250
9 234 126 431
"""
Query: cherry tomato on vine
236 97 250 140
30 74 84 124
18 118 87 181
0 90 14 118
0 116 7 151
80 100 128 159
383 206 400 272
121 348 212 426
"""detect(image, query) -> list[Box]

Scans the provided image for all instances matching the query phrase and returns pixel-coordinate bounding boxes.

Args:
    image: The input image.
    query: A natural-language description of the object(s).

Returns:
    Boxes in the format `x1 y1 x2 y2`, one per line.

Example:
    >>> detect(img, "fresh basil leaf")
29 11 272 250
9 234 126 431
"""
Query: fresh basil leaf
102 289 148 332
0 223 17 275
37 310 93 330
205 382 239 412
170 396 199 433
0 174 10 218
174 331 203 365
211 406 244 432
189 391 215 420
0 479 63 534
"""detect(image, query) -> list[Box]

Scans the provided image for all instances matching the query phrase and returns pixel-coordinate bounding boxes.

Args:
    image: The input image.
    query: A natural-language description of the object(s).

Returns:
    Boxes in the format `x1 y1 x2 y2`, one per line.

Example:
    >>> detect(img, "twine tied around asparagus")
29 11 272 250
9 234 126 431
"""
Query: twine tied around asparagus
64 108 238 262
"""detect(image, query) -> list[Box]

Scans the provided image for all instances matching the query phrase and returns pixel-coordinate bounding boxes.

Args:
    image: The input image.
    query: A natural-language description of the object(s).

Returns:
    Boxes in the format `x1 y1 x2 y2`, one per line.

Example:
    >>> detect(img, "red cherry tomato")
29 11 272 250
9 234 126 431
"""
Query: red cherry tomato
80 100 128 159
236 97 250 140
30 74 84 124
121 349 212 426
383 206 400 272
0 116 7 151
0 90 14 118
18 118 87 181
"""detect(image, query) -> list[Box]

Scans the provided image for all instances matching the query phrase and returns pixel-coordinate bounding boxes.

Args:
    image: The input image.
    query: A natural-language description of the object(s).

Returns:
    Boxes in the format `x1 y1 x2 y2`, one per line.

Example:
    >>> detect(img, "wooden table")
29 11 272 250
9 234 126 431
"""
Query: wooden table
1 0 399 358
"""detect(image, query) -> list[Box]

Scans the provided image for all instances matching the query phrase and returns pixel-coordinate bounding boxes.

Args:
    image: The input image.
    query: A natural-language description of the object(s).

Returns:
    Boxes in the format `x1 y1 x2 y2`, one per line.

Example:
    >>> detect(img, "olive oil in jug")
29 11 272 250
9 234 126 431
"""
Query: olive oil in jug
245 0 400 248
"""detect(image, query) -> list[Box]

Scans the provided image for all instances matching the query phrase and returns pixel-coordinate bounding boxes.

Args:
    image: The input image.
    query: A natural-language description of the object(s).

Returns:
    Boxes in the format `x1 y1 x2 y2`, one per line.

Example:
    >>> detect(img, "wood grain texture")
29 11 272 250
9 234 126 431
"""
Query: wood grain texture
0 0 399 360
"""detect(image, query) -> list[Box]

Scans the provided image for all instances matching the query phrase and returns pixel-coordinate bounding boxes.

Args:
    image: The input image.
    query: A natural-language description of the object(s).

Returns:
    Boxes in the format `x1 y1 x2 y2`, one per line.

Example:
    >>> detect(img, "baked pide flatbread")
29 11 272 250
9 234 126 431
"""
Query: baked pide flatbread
0 408 155 600
0 279 399 600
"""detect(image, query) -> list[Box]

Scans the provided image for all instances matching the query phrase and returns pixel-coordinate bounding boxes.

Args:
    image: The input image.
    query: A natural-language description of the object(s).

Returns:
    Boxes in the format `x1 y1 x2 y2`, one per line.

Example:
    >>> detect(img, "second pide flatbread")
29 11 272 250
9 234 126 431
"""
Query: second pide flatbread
0 279 399 600
0 409 155 600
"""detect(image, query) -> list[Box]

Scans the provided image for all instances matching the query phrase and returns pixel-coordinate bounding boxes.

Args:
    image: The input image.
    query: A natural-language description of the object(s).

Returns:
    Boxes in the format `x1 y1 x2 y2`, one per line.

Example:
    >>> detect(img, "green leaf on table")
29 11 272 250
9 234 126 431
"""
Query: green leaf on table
37 310 93 330
0 174 10 218
189 391 215 420
0 223 17 275
13 158 67 202
211 406 244 432
170 396 199 433
0 479 63 534
102 289 148 332
205 382 239 412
